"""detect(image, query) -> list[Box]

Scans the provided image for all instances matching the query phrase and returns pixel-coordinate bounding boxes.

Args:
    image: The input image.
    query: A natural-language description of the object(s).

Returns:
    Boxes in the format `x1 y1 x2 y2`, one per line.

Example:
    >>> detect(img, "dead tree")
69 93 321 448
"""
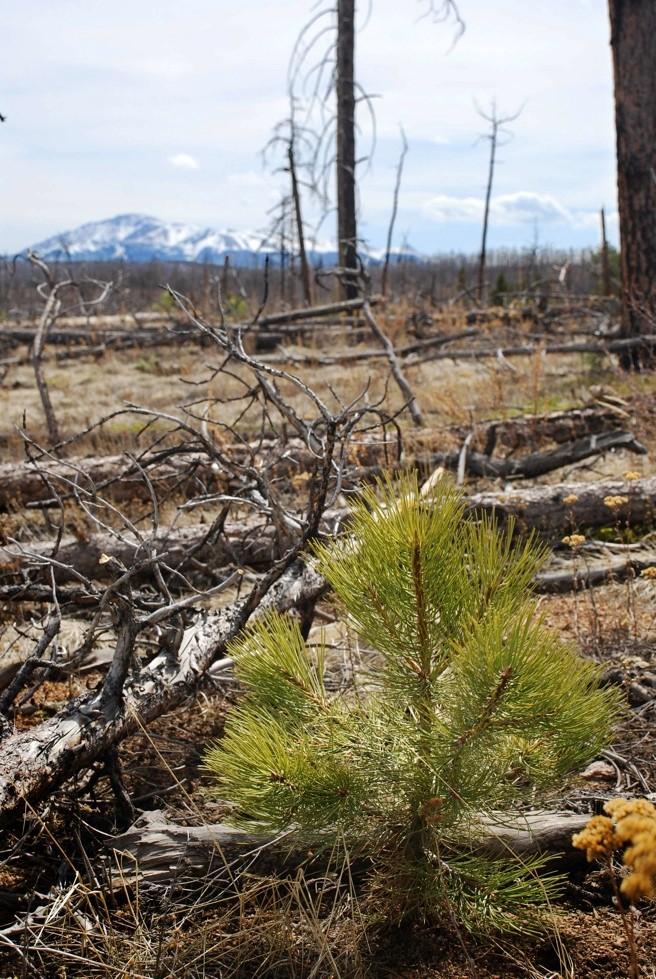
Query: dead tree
600 206 612 298
475 100 522 303
336 0 358 299
0 290 395 825
288 1 462 302
381 127 409 298
25 253 111 448
608 0 656 369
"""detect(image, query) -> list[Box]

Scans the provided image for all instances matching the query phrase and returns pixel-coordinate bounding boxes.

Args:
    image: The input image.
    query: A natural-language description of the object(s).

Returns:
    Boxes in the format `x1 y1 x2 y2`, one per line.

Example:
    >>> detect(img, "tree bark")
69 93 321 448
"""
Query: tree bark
336 0 358 300
608 0 656 368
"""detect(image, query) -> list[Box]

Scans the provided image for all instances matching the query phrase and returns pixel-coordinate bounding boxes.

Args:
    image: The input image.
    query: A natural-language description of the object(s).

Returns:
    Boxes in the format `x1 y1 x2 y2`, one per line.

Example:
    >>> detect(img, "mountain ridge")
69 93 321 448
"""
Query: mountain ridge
24 214 420 267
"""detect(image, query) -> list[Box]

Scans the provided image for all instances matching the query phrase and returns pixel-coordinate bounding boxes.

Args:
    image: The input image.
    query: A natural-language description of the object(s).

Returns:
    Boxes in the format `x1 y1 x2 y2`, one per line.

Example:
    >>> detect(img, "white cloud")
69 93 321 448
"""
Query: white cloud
168 153 199 170
424 191 574 225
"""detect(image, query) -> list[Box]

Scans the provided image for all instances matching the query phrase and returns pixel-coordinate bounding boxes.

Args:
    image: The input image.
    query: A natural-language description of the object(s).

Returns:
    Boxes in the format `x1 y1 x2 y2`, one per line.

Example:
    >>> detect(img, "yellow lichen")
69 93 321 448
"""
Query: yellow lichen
641 567 656 581
623 471 642 481
563 494 579 505
603 495 629 509
562 533 586 548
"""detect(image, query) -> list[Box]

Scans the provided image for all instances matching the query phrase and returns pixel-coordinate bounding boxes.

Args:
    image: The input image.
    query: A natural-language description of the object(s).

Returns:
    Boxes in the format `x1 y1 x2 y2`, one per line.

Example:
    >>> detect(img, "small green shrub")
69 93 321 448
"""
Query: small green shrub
206 476 619 935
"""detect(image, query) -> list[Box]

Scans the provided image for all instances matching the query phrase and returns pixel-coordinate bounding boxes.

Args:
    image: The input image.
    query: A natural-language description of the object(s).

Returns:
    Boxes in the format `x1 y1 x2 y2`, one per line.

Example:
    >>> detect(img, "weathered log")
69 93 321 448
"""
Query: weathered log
467 474 656 536
0 519 278 583
0 450 221 512
440 429 645 481
0 561 326 823
257 296 378 328
107 807 589 888
534 538 656 593
470 403 629 454
408 333 656 366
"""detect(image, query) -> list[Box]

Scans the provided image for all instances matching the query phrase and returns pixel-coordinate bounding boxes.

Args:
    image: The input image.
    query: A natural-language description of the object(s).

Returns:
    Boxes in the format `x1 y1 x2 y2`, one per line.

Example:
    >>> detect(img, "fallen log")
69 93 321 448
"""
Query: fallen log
468 403 630 454
406 333 656 366
5 421 641 515
107 807 590 889
257 296 378 328
0 449 222 512
0 561 327 823
467 474 656 537
534 538 656 593
0 519 277 583
6 478 655 590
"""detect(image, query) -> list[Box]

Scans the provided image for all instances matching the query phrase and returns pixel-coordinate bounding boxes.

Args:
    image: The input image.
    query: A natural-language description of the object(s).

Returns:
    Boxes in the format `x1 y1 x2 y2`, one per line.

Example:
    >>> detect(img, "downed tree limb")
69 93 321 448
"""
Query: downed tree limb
0 560 327 823
361 300 424 426
435 429 645 481
106 807 589 888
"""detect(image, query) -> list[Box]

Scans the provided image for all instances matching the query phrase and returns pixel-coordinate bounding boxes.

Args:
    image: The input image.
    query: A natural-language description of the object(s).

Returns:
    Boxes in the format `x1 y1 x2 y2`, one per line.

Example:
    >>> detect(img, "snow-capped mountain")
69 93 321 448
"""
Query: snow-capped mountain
25 214 420 267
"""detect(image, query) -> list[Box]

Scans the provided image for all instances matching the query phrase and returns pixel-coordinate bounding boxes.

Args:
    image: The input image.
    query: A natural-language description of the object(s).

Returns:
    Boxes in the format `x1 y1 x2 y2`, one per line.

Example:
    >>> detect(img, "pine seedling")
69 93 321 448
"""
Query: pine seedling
205 475 620 935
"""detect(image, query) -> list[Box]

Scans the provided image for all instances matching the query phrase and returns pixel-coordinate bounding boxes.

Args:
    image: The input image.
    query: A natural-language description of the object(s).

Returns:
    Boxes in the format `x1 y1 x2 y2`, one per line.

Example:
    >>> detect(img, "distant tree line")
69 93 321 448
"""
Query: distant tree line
0 247 619 320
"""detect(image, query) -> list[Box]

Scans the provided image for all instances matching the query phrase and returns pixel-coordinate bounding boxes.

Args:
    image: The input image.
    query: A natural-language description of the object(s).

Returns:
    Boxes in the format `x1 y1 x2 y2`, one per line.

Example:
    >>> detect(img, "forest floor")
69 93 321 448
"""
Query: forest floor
1 301 656 977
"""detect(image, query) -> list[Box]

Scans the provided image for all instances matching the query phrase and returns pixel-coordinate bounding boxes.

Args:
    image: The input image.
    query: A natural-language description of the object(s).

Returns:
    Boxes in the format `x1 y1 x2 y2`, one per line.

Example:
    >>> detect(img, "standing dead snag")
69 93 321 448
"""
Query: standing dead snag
608 0 656 369
336 0 358 300
25 252 111 447
475 100 522 303
381 127 409 299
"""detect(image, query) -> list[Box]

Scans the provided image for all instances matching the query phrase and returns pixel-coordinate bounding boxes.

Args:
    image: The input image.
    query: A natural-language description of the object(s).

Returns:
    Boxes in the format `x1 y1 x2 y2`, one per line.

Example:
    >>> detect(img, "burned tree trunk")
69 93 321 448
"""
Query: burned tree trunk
336 0 358 300
608 0 656 369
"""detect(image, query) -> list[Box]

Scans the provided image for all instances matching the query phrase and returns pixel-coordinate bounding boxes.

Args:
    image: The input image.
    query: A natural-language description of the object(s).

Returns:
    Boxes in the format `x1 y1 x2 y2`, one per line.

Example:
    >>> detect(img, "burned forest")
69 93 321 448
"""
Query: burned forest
1 2 656 977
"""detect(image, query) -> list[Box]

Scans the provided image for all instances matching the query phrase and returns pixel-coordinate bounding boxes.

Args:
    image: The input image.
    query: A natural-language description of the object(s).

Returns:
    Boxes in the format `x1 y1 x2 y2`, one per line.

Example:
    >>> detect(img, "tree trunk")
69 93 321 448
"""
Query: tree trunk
608 0 656 369
288 142 313 307
336 0 358 300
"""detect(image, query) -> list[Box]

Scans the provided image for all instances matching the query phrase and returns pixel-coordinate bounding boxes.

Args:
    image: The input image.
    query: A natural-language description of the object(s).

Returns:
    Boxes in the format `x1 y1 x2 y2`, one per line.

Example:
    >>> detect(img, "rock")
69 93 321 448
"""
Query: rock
580 761 616 782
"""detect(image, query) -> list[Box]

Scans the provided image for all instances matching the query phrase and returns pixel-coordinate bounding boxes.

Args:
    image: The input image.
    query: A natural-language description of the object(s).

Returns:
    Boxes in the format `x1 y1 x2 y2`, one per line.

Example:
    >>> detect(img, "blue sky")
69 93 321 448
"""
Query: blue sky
1 0 617 256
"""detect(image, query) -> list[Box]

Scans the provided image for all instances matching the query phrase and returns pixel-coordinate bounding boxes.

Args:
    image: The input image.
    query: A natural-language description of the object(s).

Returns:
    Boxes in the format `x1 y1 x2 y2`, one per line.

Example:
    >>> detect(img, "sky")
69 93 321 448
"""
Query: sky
0 0 617 256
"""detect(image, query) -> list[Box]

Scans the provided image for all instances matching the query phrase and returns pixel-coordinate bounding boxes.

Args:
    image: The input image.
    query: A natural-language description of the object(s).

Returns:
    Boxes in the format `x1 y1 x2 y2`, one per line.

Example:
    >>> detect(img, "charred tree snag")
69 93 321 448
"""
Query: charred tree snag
336 0 358 300
608 0 656 369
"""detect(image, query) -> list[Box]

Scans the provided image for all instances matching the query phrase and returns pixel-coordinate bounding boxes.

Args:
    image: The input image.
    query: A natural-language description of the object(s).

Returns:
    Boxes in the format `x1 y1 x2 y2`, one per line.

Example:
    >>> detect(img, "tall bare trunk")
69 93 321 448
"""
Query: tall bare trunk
600 207 612 298
336 0 358 300
608 0 656 369
477 122 497 304
288 143 313 306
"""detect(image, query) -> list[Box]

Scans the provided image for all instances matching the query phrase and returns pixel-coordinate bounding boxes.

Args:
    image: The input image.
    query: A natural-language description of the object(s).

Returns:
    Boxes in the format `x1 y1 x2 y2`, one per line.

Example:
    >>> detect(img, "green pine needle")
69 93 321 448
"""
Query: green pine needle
205 473 620 933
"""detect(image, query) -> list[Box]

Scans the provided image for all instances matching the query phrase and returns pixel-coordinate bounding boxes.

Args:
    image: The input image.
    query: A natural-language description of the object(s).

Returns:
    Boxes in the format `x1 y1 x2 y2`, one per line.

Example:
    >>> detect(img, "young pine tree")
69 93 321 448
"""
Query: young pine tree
205 476 619 934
